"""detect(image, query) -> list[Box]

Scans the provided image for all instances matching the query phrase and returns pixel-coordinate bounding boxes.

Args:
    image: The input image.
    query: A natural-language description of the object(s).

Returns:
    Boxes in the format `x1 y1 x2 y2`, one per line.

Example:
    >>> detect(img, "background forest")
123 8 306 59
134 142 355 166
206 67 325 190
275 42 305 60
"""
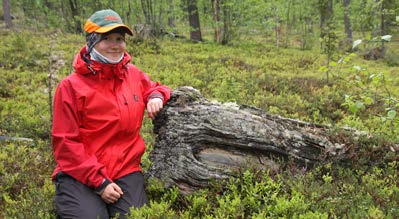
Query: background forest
0 0 398 218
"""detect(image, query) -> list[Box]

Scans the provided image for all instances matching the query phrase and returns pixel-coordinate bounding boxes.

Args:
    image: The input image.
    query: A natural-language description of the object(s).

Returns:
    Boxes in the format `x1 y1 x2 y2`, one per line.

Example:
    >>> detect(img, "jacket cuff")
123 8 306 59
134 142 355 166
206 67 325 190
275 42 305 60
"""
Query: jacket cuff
95 178 112 195
148 93 164 101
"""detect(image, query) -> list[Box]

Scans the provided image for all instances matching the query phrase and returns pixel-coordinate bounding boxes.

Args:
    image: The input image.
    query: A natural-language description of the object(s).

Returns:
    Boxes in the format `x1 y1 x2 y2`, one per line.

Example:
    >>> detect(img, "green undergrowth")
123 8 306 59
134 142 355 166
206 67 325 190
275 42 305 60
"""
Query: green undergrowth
0 29 398 218
0 140 56 218
136 163 398 218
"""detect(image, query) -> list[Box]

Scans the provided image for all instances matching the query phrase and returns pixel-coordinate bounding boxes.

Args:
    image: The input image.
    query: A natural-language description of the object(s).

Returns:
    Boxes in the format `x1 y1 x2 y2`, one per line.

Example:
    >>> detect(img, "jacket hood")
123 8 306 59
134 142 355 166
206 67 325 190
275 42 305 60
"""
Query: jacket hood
73 46 132 75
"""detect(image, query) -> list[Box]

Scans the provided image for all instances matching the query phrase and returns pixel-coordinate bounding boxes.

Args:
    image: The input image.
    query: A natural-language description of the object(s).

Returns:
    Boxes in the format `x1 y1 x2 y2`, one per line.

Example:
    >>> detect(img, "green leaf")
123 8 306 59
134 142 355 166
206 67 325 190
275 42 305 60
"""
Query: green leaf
355 101 365 110
370 36 379 42
347 101 362 114
343 56 351 63
387 110 396 120
353 66 362 71
362 96 373 105
349 104 358 114
352 39 362 49
344 94 351 100
349 101 365 114
319 66 328 73
381 35 392 42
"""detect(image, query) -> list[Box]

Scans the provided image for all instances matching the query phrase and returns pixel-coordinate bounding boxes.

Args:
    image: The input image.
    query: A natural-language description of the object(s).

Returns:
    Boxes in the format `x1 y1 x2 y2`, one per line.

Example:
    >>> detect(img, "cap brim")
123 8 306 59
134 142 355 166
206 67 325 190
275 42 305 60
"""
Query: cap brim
95 24 133 35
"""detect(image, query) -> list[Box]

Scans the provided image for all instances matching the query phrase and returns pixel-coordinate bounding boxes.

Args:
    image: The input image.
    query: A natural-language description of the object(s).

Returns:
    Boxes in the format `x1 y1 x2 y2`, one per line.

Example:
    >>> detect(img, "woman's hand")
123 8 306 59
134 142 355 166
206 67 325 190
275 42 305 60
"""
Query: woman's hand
101 183 123 204
147 98 163 119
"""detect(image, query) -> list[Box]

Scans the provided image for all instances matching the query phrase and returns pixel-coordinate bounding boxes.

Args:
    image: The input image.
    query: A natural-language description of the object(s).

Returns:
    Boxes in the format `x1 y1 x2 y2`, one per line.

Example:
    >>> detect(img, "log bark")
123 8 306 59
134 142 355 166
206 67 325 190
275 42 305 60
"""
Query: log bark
147 86 398 194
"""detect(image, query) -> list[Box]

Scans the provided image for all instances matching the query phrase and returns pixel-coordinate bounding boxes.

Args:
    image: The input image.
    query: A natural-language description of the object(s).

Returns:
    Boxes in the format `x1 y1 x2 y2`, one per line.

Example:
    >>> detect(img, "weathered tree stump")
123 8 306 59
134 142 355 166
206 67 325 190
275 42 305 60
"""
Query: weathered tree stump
147 86 398 194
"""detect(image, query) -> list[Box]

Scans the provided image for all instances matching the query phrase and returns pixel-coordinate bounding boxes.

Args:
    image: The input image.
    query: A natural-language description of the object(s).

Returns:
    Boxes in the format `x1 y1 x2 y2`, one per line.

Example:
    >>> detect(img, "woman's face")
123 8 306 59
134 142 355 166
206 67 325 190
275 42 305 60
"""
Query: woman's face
94 32 126 61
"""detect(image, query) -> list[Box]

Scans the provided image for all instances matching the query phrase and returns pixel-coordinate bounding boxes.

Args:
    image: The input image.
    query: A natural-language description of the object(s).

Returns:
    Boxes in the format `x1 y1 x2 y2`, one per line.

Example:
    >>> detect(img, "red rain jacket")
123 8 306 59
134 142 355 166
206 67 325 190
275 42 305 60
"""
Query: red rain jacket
51 47 171 189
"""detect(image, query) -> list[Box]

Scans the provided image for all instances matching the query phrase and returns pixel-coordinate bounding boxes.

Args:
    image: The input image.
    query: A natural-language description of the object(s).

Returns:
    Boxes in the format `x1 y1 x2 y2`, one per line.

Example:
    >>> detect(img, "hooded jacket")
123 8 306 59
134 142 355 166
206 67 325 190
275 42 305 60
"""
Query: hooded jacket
51 46 171 190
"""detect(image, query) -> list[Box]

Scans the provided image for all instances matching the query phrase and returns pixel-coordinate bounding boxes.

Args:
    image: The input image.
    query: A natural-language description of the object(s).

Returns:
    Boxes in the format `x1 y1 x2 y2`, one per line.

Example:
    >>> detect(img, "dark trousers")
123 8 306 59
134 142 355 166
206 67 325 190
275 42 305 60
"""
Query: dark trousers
54 172 149 219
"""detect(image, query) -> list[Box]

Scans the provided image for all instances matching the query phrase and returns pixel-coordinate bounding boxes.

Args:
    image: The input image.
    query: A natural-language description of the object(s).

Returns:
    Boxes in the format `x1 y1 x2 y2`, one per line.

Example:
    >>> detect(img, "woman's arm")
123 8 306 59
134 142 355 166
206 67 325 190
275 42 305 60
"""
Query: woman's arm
140 72 171 118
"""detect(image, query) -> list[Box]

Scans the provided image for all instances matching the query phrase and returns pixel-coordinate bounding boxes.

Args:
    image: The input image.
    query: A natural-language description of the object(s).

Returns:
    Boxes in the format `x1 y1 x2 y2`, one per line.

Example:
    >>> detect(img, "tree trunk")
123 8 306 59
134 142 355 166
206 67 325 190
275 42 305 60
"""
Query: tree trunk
371 0 380 37
274 7 280 48
68 0 82 33
148 87 398 194
360 0 367 37
285 0 292 48
3 0 13 28
211 0 221 43
328 0 333 18
141 0 151 25
43 0 54 9
343 0 353 50
186 0 202 42
221 1 230 45
126 1 132 24
61 1 72 33
380 0 385 35
140 0 164 37
167 0 175 28
319 0 333 49
158 0 164 34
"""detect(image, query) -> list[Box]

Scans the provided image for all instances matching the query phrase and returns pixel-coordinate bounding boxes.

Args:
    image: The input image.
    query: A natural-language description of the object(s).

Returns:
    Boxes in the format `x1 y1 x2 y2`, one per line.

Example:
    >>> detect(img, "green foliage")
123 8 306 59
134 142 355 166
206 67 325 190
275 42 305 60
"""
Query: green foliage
0 31 48 69
130 164 398 218
129 200 177 218
0 140 56 218
0 67 51 138
322 38 399 142
287 162 399 219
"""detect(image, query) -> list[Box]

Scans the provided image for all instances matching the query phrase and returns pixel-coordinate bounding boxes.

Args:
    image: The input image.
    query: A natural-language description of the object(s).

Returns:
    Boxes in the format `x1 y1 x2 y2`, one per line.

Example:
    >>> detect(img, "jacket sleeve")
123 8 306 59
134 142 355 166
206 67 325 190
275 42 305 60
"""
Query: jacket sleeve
141 72 171 105
52 79 110 189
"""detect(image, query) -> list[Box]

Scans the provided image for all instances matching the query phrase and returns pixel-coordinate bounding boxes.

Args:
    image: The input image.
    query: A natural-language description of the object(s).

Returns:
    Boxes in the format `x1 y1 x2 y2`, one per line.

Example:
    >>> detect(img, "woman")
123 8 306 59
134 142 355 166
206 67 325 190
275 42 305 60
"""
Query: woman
51 9 171 218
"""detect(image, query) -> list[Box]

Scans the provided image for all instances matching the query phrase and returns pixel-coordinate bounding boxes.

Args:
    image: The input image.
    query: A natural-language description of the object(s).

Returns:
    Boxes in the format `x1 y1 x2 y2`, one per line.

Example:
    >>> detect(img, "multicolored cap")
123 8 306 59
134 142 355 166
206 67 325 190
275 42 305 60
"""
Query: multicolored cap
84 9 133 35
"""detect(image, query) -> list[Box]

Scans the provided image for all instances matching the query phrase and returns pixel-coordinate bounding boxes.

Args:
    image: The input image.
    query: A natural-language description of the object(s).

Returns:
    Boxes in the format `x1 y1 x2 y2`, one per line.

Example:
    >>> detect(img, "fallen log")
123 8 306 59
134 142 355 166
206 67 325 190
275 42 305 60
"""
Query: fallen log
147 86 398 194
